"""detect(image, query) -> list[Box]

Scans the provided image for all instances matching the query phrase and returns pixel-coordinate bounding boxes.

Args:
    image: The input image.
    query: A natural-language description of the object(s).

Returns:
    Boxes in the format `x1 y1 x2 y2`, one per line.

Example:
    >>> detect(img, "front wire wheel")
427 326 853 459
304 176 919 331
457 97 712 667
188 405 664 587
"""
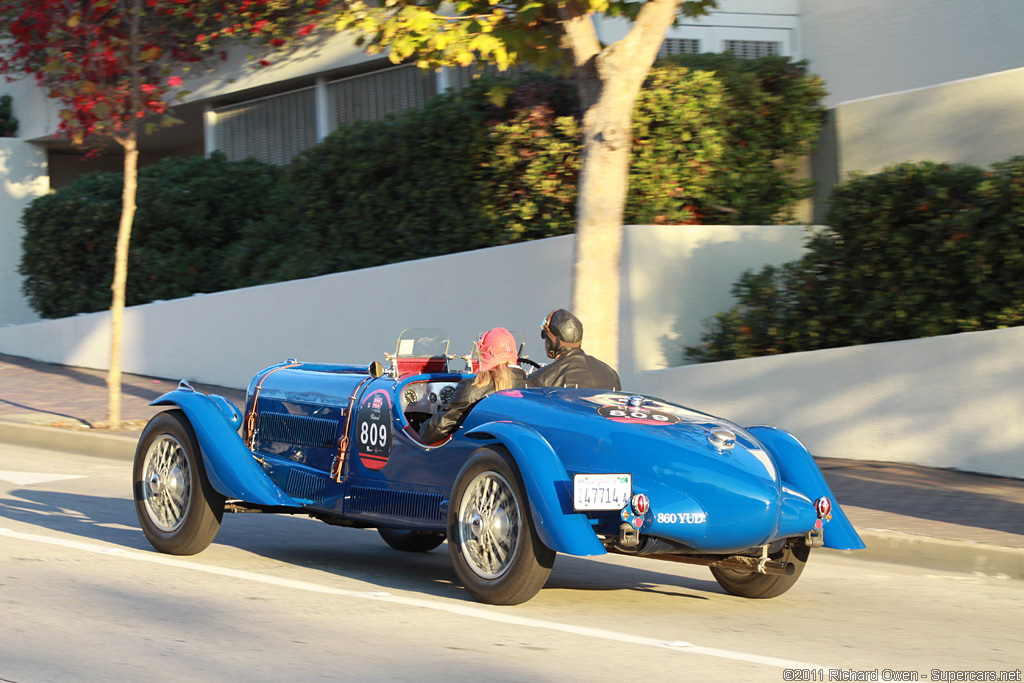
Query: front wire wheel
448 447 554 605
133 410 224 555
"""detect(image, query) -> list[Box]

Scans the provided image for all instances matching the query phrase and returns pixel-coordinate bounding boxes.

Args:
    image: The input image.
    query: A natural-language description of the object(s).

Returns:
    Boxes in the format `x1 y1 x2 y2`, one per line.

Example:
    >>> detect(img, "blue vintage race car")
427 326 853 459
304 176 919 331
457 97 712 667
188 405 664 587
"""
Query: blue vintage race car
132 329 864 605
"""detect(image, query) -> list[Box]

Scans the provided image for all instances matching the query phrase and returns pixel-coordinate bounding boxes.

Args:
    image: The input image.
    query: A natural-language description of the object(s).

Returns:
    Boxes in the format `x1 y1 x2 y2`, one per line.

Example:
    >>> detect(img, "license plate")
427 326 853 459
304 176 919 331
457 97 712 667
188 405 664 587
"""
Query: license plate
573 473 632 511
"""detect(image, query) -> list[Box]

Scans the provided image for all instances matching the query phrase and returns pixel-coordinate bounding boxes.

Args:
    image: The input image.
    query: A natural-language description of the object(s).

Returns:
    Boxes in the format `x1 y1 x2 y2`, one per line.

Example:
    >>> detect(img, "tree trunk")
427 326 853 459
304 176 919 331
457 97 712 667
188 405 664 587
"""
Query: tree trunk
107 132 138 429
571 94 633 369
107 0 143 429
562 0 685 371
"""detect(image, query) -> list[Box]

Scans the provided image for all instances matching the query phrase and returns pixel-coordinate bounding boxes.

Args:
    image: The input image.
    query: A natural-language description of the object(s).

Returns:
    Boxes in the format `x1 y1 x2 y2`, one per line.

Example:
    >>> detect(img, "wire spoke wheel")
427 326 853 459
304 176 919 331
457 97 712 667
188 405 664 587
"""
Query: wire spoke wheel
448 447 554 605
133 410 224 556
458 471 521 579
142 434 192 532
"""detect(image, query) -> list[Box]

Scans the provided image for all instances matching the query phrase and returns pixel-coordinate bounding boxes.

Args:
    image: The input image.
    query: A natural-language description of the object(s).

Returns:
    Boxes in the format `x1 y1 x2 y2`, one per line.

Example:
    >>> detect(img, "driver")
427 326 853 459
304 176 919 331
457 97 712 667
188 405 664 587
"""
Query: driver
419 327 527 444
527 309 621 390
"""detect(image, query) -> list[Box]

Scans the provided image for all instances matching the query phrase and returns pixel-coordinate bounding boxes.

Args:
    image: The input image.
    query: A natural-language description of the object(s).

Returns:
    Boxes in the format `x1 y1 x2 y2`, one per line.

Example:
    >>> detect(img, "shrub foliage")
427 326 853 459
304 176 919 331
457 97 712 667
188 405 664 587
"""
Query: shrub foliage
686 158 1024 362
21 55 827 313
20 153 282 318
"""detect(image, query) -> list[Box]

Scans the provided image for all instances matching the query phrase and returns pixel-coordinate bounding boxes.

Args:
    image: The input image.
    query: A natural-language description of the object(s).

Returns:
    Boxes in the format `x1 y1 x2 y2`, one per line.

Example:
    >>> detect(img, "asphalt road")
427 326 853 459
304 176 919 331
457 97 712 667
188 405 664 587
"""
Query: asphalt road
2 444 1021 683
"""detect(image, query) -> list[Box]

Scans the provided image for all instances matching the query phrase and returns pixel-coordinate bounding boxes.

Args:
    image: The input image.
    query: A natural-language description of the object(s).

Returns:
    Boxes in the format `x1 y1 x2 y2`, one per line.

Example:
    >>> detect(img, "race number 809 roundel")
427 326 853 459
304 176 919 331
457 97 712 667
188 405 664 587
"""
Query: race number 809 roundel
596 403 681 425
356 389 393 470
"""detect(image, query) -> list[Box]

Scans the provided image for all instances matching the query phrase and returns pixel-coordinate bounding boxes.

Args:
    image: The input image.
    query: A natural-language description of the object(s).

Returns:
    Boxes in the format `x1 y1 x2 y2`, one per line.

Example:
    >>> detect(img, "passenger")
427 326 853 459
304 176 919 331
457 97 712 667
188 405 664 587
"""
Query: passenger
418 327 527 444
526 309 621 390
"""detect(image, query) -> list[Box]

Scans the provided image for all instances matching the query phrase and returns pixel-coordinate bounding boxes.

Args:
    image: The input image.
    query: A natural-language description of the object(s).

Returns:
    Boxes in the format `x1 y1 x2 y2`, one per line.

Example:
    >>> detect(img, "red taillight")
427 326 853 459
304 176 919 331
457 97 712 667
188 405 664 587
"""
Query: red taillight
631 493 650 515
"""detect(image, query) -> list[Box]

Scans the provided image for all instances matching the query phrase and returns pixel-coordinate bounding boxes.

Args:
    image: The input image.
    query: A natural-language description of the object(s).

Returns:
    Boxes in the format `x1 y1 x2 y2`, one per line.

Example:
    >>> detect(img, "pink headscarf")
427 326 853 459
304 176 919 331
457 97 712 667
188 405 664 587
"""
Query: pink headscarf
477 327 517 373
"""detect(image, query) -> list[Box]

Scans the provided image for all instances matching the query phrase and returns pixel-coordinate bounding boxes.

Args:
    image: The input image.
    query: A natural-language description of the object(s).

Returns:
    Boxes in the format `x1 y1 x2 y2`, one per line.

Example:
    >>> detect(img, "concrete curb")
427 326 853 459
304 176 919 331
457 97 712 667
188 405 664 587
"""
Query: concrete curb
833 529 1024 580
1 421 1021 581
0 420 137 461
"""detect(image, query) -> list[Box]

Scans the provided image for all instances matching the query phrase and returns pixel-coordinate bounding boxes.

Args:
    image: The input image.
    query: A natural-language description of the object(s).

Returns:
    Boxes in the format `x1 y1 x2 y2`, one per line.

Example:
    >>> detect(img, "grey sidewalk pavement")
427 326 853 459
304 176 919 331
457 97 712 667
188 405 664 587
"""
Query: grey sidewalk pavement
2 352 1023 580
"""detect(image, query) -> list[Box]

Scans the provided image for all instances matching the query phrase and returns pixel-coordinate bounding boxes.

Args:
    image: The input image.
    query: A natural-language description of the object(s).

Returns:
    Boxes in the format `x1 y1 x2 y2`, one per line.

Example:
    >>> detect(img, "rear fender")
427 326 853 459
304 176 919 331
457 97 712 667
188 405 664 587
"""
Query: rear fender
150 387 301 508
748 426 866 550
466 421 606 557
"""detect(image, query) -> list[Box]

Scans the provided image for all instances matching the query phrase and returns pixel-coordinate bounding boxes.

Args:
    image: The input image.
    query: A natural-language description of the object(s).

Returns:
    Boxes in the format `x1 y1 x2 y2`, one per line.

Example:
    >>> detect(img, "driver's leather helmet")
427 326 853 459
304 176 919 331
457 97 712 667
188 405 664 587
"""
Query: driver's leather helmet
541 309 583 359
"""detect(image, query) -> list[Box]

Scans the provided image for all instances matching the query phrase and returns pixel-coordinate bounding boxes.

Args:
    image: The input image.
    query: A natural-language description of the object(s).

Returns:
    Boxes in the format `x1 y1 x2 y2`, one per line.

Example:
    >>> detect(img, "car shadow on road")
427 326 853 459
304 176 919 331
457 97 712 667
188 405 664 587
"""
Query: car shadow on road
1 488 725 604
0 489 150 549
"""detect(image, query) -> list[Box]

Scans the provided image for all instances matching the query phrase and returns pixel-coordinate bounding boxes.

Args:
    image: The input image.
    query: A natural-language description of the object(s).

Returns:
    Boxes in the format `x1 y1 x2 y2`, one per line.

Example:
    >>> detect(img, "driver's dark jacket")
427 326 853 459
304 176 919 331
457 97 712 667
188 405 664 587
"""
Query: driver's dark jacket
419 367 528 444
525 348 621 391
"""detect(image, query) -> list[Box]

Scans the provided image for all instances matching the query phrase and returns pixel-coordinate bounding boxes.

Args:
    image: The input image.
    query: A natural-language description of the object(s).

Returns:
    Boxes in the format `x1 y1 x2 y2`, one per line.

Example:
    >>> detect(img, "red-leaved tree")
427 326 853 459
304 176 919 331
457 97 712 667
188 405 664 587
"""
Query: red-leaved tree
0 0 327 427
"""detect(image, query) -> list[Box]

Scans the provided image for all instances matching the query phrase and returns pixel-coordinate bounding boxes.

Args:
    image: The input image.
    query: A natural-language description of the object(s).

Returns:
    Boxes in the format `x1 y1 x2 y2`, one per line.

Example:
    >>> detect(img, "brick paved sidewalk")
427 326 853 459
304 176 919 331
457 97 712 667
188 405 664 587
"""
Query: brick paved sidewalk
0 352 245 438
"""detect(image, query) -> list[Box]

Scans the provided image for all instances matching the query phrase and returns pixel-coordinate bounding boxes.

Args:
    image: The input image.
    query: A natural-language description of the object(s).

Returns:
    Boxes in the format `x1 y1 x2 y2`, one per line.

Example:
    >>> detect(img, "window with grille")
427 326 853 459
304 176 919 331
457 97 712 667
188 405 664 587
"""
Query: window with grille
659 38 701 58
446 63 529 92
326 64 438 129
723 40 782 59
213 87 317 166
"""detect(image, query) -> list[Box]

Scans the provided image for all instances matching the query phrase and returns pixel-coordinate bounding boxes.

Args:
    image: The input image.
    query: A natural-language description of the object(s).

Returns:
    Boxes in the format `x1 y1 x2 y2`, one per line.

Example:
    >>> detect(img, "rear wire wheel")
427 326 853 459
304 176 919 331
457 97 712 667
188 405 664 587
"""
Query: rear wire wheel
448 447 554 605
133 410 224 555
710 543 810 599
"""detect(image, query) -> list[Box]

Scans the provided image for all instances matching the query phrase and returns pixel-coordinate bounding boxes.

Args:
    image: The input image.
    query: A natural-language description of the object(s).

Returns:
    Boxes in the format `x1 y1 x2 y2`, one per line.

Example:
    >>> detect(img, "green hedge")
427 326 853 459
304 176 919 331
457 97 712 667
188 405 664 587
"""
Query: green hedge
20 153 282 318
686 158 1024 362
232 56 825 285
20 55 827 314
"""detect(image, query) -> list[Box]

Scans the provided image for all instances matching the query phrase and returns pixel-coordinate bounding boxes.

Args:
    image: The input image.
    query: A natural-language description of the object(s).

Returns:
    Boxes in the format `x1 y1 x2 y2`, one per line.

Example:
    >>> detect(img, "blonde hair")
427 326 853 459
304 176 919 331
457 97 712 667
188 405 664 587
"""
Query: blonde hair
473 362 516 391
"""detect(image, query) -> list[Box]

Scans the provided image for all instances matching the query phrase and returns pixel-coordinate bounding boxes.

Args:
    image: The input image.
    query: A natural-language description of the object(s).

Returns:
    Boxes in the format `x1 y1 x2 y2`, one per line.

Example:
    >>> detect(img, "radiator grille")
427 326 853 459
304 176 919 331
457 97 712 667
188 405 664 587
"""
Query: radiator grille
296 364 366 374
255 412 338 449
285 468 327 504
349 486 445 522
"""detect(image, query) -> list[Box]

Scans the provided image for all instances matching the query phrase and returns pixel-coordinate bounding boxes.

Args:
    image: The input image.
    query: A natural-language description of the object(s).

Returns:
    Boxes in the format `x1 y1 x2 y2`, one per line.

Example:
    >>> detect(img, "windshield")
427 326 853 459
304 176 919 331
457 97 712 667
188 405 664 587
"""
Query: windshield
395 329 450 358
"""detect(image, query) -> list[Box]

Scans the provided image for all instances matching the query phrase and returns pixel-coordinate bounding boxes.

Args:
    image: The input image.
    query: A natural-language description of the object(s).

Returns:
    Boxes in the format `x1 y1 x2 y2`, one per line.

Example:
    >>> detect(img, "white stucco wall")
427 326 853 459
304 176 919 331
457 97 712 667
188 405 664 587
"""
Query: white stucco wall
622 225 805 375
0 139 47 326
0 225 806 386
800 0 1024 108
2 226 1021 478
630 326 1024 480
833 67 1024 177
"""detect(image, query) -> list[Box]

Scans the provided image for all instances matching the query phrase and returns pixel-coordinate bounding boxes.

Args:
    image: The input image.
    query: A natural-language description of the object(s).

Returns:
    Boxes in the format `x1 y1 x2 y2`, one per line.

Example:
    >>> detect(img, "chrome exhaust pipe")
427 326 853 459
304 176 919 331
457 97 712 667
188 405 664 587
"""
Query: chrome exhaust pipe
709 556 795 576
613 551 795 576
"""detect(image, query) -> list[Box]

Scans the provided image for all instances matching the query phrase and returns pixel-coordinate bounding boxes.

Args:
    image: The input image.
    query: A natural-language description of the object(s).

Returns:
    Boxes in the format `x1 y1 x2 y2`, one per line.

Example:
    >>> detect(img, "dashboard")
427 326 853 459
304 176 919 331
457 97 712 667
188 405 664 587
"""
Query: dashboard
401 380 461 415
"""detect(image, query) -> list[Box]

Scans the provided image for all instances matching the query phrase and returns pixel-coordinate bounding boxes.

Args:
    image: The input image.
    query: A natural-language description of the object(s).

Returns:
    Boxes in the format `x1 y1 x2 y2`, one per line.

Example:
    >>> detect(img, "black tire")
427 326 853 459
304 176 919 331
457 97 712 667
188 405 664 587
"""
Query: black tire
377 528 446 553
133 410 224 555
448 447 555 605
710 543 810 599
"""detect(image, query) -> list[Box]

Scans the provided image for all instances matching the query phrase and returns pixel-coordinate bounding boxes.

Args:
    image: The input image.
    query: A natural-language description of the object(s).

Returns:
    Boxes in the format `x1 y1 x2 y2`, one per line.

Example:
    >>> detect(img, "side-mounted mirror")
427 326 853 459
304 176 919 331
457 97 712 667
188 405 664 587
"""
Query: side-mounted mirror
368 360 384 378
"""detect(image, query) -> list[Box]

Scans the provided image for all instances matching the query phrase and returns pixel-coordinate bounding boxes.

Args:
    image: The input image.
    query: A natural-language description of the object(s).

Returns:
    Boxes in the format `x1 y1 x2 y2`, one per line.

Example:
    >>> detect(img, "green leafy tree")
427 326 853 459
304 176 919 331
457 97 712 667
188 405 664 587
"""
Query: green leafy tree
0 0 325 427
328 0 719 368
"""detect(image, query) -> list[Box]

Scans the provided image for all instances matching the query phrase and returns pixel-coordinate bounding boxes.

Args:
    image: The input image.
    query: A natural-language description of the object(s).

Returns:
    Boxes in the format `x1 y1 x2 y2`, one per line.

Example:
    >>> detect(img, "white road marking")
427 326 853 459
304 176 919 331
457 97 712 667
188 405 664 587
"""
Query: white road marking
0 527 824 670
0 470 86 486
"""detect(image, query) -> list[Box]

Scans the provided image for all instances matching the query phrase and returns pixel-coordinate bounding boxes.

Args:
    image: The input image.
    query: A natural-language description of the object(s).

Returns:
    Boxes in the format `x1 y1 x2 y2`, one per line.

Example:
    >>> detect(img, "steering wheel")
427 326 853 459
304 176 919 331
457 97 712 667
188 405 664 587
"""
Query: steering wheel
518 357 542 371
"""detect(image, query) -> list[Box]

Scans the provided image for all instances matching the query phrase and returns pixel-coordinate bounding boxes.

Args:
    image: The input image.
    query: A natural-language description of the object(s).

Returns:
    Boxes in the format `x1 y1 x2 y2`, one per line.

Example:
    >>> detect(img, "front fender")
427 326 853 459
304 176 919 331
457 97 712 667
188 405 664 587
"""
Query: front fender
466 421 606 557
748 426 866 550
151 388 301 508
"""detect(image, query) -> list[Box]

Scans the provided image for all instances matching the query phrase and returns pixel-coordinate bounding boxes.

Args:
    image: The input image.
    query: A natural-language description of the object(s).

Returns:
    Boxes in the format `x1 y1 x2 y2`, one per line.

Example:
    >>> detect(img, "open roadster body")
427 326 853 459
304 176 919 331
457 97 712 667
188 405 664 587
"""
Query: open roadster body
133 329 864 605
